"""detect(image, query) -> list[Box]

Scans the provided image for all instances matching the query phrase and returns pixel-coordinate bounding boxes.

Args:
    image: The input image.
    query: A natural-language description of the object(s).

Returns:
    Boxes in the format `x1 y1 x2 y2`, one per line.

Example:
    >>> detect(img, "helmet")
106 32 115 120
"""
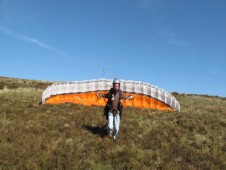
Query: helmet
113 78 120 84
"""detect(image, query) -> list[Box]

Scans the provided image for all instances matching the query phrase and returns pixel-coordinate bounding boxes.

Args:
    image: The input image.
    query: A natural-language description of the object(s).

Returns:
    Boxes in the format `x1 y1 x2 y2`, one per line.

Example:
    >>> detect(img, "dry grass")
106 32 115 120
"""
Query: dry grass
0 76 225 169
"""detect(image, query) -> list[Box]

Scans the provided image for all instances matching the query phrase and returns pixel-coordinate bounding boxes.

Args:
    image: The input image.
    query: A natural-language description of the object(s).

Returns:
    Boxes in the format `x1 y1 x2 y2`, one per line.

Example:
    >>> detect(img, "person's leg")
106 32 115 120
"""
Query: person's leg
108 112 113 136
112 114 120 140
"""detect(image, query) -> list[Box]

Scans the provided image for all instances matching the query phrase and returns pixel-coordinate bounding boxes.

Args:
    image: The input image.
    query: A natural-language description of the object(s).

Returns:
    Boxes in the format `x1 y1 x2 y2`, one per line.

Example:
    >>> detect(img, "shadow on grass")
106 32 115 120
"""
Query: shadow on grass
82 124 109 138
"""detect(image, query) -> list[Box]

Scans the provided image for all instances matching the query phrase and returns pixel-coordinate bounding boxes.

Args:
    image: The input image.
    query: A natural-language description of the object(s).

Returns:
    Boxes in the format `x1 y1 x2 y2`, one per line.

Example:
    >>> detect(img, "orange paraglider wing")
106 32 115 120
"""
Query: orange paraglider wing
42 79 180 111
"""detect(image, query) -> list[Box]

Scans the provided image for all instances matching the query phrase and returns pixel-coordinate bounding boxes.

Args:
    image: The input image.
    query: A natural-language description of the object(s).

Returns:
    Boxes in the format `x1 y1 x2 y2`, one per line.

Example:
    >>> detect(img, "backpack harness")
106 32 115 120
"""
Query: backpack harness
104 88 123 120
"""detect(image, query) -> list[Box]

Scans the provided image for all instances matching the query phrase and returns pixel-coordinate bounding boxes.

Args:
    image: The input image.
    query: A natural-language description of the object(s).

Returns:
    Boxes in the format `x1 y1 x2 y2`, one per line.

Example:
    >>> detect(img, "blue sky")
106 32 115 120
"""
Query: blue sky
0 0 226 97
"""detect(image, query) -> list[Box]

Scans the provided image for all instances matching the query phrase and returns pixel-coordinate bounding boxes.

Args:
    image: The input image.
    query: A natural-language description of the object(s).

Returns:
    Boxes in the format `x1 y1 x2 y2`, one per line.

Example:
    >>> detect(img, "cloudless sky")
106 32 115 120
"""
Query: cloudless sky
0 0 226 97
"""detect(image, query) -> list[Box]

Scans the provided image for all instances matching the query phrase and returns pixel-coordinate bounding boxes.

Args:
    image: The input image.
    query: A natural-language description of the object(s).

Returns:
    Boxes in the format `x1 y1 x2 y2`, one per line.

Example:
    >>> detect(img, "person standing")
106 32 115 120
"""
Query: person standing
97 78 133 140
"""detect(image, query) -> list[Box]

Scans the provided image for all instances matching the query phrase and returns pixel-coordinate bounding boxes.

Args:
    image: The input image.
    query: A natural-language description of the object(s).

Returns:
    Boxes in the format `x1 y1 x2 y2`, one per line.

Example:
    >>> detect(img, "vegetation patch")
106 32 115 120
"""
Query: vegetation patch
0 76 225 169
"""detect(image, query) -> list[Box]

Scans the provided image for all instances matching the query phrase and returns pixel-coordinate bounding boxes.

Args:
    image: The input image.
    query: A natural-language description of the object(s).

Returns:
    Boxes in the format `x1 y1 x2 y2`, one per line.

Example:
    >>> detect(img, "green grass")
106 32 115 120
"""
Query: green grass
0 76 225 169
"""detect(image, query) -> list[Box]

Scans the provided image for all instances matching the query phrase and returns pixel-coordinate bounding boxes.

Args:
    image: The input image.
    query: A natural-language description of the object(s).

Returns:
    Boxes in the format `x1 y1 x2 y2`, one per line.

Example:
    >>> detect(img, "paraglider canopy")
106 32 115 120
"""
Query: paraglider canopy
42 79 180 111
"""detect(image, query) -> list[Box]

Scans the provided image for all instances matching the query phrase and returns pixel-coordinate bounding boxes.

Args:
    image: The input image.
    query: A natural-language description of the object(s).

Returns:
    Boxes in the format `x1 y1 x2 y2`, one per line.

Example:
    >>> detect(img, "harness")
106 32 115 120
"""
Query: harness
104 88 123 119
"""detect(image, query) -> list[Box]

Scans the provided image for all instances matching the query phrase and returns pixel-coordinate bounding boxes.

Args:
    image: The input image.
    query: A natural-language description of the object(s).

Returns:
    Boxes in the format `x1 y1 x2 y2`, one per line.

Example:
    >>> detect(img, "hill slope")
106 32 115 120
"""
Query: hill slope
0 76 225 169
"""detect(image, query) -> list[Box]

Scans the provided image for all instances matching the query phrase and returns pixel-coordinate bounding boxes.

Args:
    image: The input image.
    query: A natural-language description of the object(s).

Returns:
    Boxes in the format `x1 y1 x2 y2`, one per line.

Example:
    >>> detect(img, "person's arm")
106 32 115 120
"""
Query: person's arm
97 91 110 98
121 91 134 101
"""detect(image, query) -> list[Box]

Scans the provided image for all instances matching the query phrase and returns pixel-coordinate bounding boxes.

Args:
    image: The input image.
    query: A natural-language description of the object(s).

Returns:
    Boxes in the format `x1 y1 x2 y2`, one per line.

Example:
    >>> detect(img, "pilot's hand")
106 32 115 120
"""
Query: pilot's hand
97 93 103 98
127 95 134 100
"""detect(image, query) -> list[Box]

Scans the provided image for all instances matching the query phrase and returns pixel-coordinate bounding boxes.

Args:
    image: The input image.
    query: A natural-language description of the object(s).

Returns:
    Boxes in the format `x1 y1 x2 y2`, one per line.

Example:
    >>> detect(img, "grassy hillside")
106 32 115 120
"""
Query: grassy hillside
0 76 225 169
